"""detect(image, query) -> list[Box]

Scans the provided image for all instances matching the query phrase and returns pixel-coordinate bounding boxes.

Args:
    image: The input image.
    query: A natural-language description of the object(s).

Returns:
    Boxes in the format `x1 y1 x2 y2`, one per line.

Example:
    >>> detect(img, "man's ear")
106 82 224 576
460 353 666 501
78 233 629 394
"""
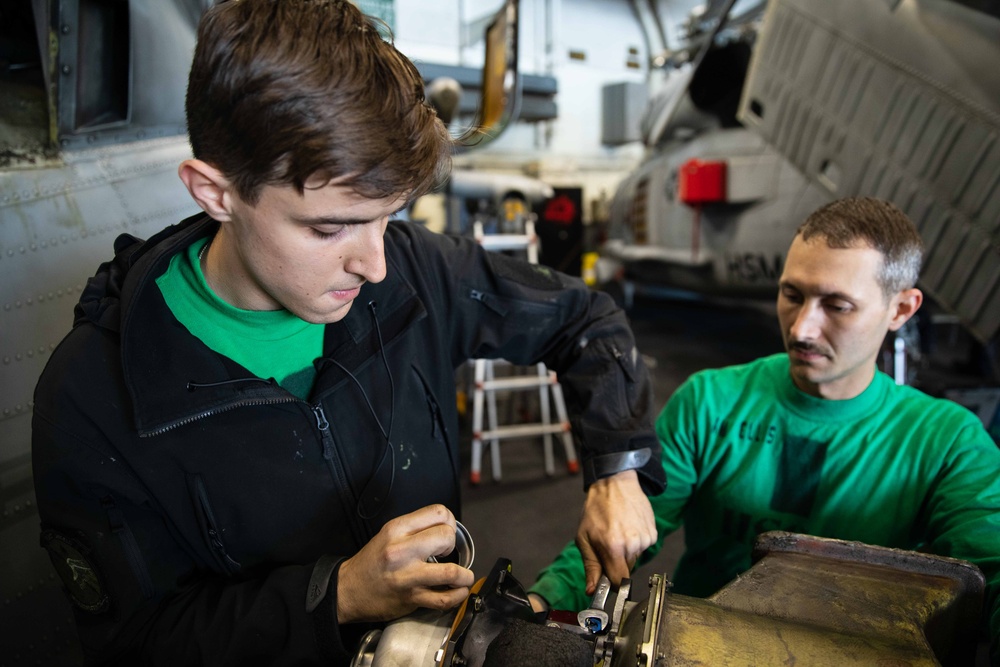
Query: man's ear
888 288 923 332
178 159 234 222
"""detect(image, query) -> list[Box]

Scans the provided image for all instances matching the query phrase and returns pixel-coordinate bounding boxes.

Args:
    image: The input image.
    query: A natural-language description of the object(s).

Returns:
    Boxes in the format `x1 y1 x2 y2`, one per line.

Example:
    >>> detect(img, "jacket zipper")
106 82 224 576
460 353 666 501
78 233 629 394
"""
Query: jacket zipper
101 495 155 600
311 404 369 545
191 477 242 575
139 396 298 437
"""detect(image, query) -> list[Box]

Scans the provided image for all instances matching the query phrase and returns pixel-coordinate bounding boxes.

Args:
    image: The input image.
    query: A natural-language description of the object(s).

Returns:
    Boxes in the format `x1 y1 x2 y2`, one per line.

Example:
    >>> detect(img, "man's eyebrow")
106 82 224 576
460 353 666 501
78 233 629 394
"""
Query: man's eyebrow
779 279 856 301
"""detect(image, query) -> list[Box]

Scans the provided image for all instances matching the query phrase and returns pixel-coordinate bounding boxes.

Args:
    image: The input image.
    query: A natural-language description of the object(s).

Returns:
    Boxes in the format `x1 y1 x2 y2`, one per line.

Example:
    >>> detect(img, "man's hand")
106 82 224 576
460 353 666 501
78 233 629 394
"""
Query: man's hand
337 504 476 623
576 470 656 595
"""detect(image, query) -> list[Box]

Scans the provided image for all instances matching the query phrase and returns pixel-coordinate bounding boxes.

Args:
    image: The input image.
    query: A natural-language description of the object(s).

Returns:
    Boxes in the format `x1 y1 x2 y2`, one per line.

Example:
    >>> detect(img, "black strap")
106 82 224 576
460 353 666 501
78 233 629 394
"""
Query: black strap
306 554 340 613
585 447 652 481
307 555 349 662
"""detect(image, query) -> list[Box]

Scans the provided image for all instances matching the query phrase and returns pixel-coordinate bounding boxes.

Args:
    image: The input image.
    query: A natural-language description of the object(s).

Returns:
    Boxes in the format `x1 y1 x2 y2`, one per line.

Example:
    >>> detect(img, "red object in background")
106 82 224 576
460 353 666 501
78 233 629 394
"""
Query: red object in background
542 194 578 225
678 158 727 205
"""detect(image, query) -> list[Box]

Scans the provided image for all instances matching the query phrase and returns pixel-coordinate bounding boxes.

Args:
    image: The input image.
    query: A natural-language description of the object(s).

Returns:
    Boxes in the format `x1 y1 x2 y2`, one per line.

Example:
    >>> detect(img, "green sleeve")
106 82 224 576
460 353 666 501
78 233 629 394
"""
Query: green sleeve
922 422 1000 659
529 377 704 611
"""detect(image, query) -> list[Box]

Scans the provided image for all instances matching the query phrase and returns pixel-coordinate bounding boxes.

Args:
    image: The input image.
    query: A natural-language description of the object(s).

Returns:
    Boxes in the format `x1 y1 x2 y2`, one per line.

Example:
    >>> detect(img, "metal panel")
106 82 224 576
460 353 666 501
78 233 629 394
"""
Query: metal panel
739 0 1000 342
0 136 199 664
602 81 648 146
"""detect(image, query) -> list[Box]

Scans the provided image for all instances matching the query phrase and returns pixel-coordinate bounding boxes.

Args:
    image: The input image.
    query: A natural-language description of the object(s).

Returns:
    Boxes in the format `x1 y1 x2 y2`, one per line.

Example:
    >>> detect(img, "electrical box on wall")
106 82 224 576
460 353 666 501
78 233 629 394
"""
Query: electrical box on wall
602 81 648 146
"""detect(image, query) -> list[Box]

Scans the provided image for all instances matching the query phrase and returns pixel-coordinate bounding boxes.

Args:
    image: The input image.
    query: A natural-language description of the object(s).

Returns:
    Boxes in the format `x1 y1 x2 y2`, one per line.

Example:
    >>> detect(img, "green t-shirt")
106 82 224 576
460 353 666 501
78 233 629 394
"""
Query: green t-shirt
531 354 1000 650
155 237 324 399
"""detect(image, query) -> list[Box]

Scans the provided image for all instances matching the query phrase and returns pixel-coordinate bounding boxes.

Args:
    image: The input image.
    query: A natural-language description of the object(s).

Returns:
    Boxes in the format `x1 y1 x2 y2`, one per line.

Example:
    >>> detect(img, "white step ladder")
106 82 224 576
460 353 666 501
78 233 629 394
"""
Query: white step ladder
469 219 579 484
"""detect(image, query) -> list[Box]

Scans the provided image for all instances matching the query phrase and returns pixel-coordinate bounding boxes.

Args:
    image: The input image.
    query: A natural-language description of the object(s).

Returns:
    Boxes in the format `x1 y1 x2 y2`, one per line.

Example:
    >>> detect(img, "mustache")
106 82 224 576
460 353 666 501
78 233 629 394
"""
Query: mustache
788 340 830 356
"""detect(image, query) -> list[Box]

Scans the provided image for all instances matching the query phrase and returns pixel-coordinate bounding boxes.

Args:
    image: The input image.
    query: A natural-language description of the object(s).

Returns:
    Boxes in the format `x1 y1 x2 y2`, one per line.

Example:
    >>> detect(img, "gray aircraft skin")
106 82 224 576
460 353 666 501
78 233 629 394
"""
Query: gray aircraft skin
606 0 1000 354
2 2 207 663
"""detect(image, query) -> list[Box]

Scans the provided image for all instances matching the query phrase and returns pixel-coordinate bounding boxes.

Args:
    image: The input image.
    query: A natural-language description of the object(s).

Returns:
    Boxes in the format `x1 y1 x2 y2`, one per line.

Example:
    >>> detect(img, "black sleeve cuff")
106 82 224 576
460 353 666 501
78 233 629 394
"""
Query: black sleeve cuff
582 446 666 495
307 555 351 663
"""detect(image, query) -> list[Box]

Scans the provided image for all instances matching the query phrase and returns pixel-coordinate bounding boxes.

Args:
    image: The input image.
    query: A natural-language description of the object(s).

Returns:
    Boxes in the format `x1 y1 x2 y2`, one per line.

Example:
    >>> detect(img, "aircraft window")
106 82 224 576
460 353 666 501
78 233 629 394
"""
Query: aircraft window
0 2 43 86
73 0 130 130
0 0 48 153
688 41 753 128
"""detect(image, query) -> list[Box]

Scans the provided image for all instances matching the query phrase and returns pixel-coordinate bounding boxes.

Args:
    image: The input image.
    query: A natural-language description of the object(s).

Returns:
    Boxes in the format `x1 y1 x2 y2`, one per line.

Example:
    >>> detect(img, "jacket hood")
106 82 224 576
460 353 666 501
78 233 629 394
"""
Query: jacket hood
73 214 217 333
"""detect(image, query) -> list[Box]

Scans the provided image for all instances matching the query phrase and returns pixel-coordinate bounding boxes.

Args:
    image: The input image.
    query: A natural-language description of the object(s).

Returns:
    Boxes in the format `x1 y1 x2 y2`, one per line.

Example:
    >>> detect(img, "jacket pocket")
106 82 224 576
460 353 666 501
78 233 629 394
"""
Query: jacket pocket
186 474 242 575
99 494 155 601
411 365 456 476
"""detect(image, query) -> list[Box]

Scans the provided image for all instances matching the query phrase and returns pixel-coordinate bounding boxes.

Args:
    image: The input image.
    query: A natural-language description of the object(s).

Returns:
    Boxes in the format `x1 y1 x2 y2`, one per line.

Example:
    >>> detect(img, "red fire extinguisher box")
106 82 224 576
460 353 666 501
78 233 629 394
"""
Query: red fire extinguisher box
678 158 727 205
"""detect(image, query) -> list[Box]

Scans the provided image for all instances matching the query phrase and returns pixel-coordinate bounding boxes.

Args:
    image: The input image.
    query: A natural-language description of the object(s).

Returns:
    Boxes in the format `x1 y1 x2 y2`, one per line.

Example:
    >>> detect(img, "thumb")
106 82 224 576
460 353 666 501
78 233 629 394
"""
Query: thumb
578 537 602 596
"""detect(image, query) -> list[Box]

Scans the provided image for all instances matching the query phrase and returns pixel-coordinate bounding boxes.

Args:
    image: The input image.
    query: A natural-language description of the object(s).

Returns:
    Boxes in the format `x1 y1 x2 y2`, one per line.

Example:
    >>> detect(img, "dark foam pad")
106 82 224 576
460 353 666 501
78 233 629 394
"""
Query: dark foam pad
483 618 593 667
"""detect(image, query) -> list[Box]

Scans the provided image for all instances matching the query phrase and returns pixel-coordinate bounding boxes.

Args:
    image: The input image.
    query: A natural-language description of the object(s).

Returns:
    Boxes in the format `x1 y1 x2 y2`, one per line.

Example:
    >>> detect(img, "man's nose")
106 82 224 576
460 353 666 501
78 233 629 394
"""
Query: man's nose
790 302 822 341
345 221 387 284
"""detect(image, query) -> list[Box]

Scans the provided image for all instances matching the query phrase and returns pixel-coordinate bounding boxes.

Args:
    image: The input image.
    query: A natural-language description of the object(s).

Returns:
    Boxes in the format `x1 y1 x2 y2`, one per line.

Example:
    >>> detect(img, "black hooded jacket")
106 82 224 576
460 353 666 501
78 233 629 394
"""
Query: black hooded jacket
32 213 664 665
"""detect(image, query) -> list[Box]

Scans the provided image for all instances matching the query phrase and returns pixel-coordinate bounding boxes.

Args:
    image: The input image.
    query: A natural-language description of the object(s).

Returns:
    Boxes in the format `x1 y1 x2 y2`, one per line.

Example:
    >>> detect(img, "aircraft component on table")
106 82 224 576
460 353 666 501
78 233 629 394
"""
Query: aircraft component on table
352 531 984 666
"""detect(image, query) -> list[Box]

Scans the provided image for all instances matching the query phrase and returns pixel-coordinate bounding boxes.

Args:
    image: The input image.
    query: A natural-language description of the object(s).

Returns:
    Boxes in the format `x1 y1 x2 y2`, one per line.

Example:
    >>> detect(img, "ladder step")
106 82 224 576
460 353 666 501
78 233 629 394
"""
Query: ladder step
477 375 556 391
477 423 569 440
477 234 536 251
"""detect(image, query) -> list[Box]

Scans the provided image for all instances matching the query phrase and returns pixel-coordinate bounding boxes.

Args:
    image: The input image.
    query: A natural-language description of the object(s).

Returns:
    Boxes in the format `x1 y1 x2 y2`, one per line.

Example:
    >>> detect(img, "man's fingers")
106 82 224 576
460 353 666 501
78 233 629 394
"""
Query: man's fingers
417 561 475 589
384 504 456 539
577 536 602 595
411 585 471 611
601 552 630 586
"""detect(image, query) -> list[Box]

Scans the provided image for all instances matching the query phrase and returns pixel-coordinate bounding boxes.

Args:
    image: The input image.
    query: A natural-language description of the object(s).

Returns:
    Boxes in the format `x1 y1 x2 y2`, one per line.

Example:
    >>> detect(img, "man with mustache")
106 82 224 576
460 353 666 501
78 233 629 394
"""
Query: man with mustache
531 197 1000 661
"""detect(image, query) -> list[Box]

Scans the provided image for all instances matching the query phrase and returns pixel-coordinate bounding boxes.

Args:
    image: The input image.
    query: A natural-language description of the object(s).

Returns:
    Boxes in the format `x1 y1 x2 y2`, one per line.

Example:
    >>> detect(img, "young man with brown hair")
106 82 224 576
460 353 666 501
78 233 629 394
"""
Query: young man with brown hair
30 1 663 664
532 197 1000 661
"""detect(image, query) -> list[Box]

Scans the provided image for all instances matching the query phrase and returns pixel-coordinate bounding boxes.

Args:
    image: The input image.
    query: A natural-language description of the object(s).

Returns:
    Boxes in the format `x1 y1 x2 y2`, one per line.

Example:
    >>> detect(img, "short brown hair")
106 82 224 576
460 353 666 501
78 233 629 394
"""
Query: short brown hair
797 197 924 298
185 0 452 205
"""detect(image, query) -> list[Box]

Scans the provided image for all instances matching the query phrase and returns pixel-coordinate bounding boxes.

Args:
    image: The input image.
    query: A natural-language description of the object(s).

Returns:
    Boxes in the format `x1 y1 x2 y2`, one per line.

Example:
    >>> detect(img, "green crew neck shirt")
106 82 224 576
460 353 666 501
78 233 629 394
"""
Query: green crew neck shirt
155 237 323 399
531 354 1000 652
